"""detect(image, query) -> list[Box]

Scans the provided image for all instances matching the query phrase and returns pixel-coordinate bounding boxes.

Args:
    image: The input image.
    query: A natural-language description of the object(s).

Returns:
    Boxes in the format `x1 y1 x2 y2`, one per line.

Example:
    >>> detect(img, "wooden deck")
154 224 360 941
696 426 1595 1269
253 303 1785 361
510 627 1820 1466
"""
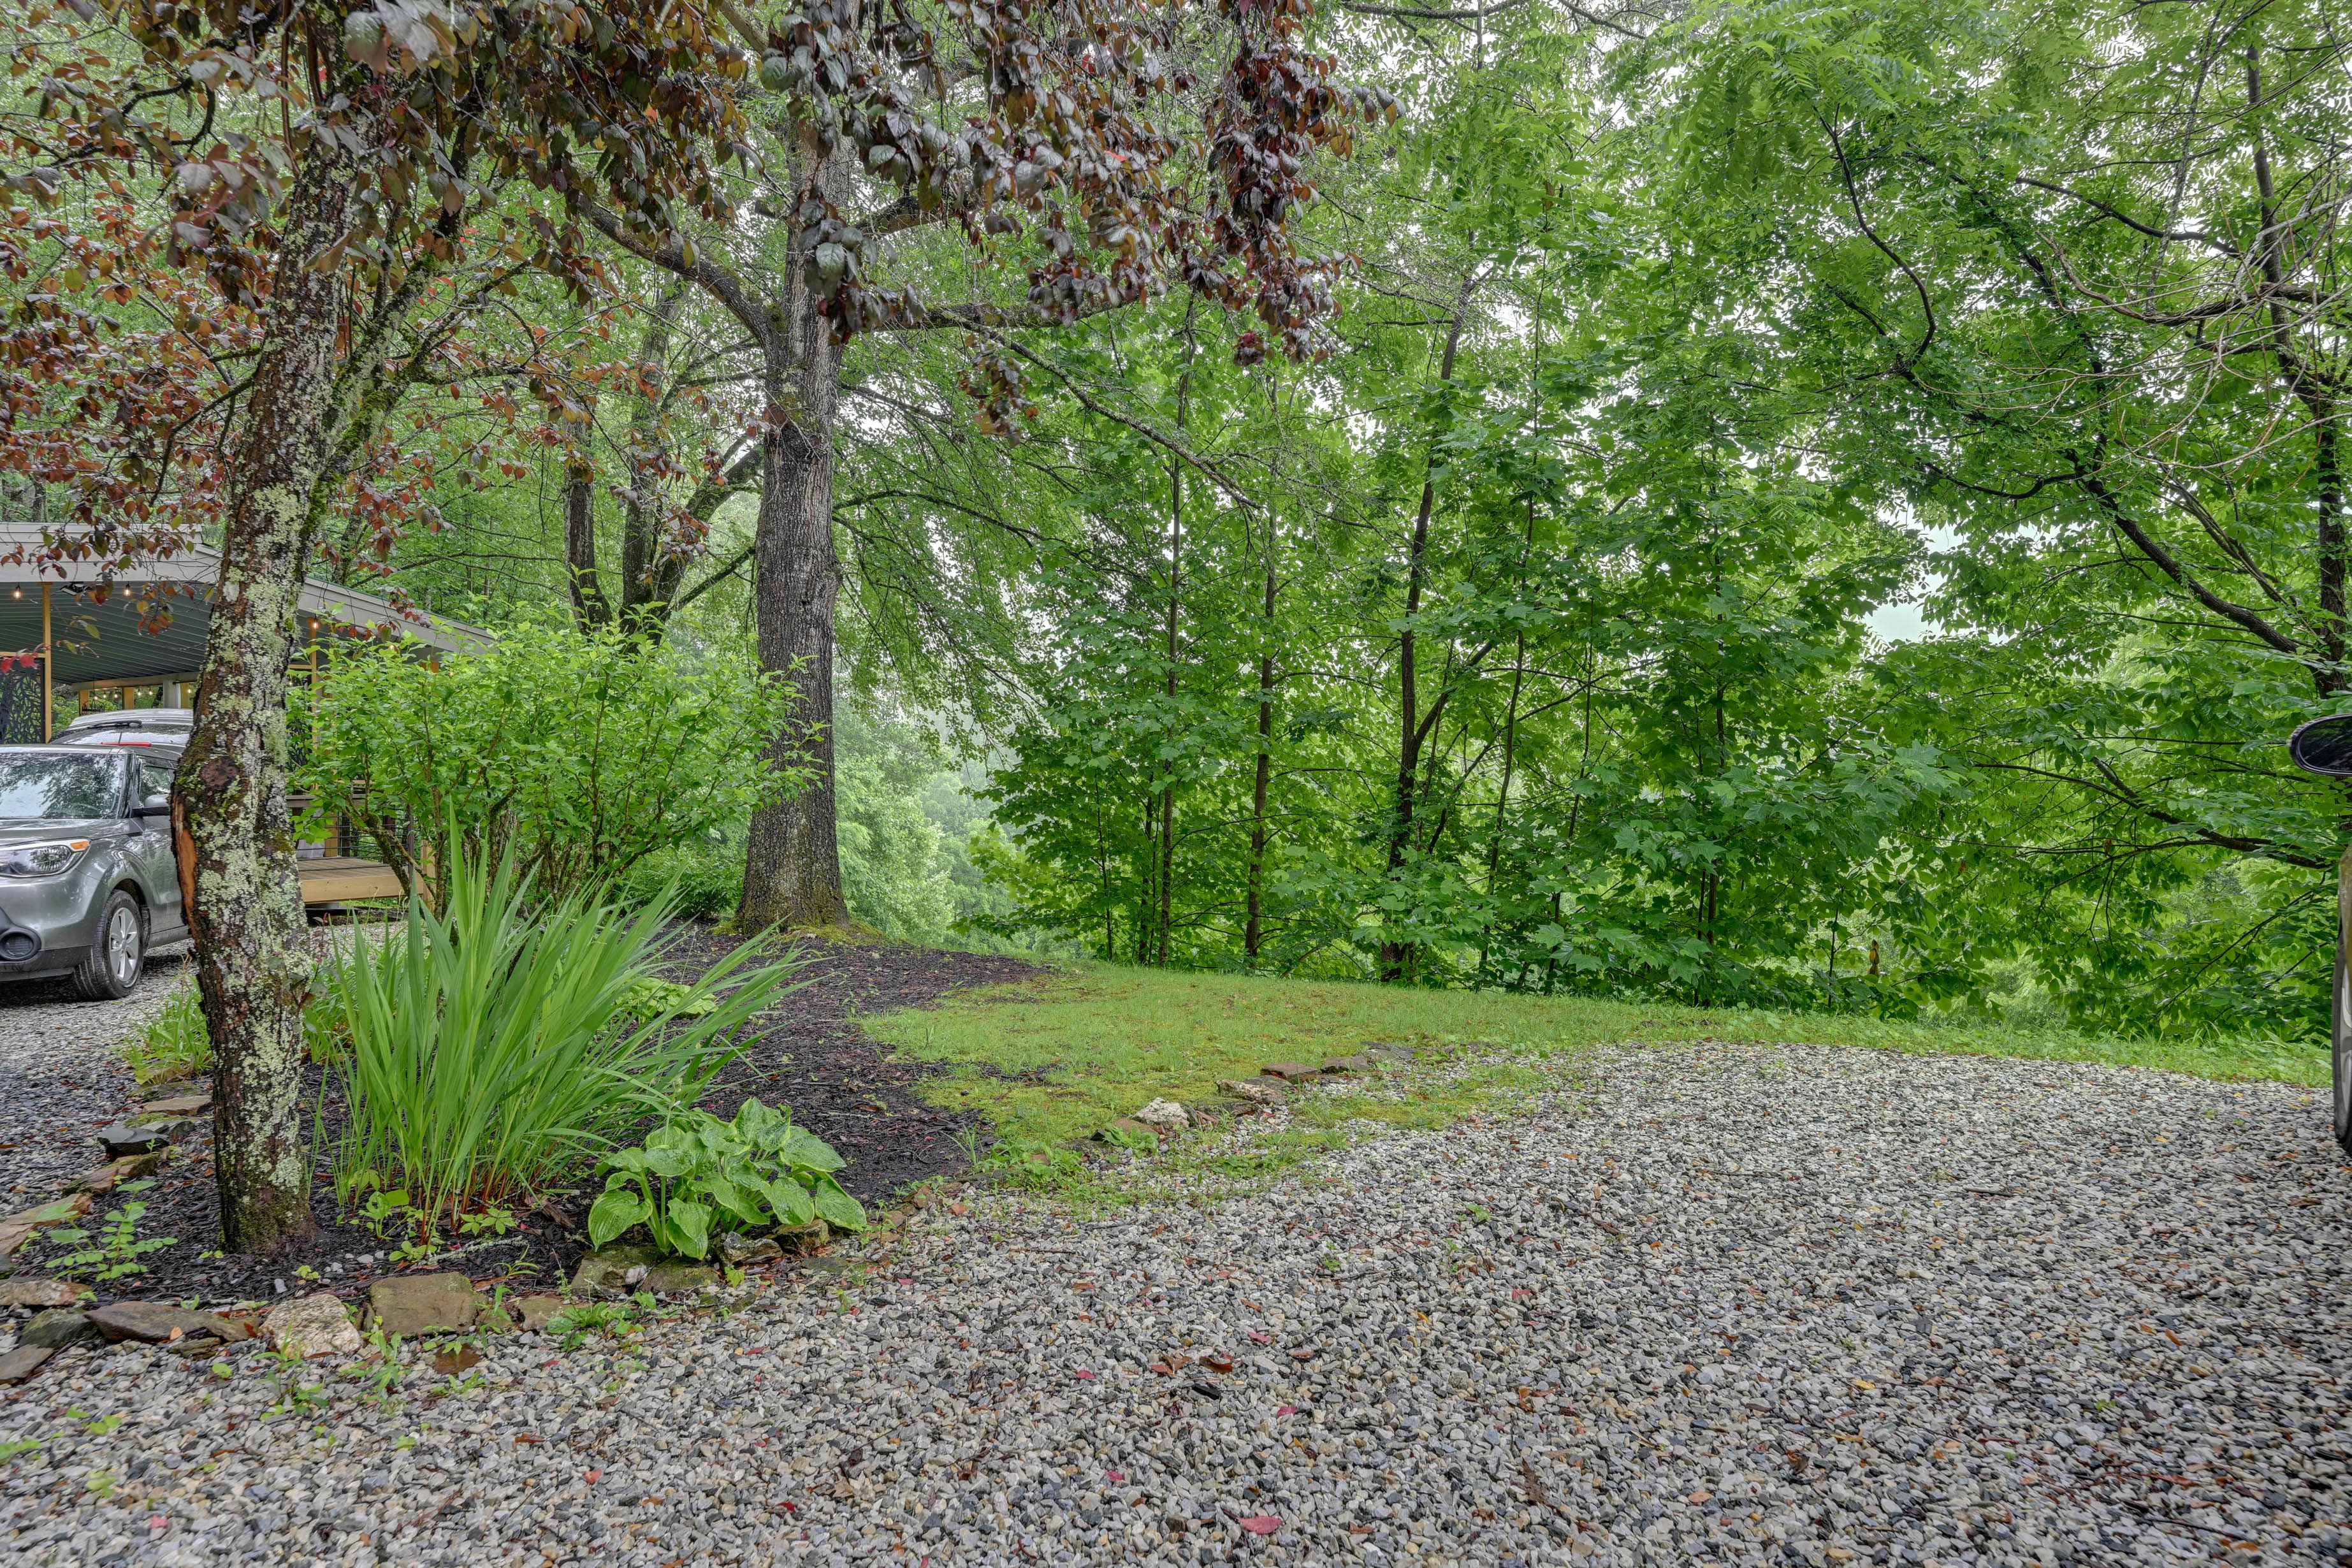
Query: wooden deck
298 856 405 904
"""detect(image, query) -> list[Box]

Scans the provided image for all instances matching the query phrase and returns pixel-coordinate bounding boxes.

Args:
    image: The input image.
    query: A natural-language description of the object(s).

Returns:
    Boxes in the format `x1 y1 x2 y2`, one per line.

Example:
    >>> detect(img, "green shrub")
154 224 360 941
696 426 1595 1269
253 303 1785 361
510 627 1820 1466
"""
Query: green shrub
590 1097 866 1260
329 843 808 1239
293 615 805 910
611 837 743 920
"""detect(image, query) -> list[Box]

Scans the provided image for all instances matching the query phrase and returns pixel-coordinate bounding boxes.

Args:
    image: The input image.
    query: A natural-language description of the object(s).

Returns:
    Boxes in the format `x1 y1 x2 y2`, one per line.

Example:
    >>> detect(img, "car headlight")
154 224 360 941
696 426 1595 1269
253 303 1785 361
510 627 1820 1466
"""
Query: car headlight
0 840 91 878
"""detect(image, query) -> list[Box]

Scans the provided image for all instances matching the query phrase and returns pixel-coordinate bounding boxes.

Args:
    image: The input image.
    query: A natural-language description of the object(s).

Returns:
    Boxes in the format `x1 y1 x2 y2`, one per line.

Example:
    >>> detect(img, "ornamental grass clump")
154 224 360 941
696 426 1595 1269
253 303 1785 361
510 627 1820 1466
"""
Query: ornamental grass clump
330 844 805 1240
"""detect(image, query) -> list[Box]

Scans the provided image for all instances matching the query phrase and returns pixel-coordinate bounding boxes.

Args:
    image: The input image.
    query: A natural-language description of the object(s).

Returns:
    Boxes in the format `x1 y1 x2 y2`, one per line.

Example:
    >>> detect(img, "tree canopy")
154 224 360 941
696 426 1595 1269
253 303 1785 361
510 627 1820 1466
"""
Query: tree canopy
4 0 2344 1064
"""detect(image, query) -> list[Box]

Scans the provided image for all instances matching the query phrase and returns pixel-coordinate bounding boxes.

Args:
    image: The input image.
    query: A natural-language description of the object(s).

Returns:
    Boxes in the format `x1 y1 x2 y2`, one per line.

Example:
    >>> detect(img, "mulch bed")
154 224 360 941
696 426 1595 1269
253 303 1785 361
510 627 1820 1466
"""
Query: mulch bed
16 931 1038 1310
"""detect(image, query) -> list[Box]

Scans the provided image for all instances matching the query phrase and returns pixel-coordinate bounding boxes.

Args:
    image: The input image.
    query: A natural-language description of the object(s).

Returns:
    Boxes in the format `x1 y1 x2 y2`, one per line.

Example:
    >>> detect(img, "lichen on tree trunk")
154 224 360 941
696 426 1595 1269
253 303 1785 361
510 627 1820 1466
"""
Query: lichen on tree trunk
737 266 850 931
177 131 363 1254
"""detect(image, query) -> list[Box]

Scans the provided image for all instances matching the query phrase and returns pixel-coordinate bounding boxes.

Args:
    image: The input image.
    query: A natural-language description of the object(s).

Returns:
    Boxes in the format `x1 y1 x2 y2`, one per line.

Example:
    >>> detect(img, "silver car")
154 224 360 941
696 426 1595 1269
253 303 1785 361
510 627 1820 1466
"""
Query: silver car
0 746 185 998
53 711 197 748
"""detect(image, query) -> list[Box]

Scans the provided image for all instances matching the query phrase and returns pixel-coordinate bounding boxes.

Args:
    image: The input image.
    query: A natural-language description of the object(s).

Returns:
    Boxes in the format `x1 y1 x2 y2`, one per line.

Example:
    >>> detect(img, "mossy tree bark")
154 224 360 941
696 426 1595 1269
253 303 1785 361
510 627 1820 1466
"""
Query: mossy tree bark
738 238 851 931
178 194 465 1254
174 134 363 1254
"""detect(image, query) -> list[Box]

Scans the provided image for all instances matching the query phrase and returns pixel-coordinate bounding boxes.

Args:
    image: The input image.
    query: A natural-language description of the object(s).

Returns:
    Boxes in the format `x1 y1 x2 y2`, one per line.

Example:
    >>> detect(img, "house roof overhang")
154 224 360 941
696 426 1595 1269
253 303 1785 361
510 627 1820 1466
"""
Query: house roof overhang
0 527 490 684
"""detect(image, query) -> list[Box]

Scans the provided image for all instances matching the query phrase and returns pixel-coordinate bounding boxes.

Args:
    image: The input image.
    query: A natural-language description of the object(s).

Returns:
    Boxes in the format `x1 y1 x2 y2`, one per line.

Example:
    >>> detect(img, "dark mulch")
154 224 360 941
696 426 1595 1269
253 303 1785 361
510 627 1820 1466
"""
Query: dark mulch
15 931 1039 1310
669 927 1040 1200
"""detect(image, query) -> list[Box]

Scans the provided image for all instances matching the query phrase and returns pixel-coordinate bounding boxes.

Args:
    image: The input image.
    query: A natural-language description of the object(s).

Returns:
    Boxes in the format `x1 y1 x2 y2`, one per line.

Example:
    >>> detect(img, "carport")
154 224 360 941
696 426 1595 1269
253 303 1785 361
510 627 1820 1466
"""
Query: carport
0 526 488 737
0 528 488 903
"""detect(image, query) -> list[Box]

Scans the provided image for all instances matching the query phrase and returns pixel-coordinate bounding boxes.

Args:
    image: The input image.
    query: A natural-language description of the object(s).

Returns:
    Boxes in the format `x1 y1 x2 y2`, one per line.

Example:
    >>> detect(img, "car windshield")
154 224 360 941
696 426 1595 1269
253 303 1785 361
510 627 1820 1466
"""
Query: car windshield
0 753 119 819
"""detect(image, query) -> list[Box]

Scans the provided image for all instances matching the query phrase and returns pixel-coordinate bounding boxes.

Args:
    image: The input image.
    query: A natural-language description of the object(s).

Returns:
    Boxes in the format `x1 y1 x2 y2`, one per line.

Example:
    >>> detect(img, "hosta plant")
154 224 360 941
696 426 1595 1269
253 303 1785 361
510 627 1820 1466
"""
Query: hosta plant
590 1098 866 1261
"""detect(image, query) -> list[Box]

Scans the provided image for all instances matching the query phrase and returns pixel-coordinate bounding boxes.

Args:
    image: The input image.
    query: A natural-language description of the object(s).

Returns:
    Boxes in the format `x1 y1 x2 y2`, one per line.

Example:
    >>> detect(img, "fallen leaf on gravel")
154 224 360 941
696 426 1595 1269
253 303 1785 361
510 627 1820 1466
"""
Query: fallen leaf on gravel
1247 1332 1270 1343
1237 1516 1281 1535
514 1434 544 1445
1852 1379 1875 1391
1275 1405 1296 1416
433 1346 481 1375
1289 1349 1316 1360
1106 1470 1124 1482
1073 1370 1097 1379
586 1470 601 1484
1201 1354 1235 1372
1688 1491 1712 1504
1348 1524 1373 1535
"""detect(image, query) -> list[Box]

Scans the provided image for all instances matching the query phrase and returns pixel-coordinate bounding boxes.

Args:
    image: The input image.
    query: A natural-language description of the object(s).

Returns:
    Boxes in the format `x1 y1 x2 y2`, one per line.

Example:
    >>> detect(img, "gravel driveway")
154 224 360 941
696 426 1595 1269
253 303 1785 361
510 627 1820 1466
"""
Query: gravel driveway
2 1040 2344 1567
0 945 189 1202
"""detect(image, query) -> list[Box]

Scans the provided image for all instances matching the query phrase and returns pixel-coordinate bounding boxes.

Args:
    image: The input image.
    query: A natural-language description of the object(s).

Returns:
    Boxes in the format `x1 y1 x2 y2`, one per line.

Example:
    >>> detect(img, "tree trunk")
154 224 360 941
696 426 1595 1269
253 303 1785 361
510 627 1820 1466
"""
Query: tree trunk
1478 629 1525 982
1245 376 1283 969
737 241 850 930
1156 461 1180 968
1152 309 1197 966
1378 300 1470 982
620 285 690 634
564 457 612 629
176 135 362 1254
1244 521 1279 969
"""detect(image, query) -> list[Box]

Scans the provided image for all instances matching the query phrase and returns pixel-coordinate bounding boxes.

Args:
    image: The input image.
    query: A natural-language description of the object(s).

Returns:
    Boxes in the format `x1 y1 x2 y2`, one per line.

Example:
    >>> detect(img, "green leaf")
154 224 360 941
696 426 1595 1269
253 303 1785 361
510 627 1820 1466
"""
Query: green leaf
587 1189 650 1249
665 1199 713 1259
762 1176 815 1226
732 1096 783 1140
778 1130 845 1173
810 1175 866 1231
642 1145 692 1179
699 1173 767 1228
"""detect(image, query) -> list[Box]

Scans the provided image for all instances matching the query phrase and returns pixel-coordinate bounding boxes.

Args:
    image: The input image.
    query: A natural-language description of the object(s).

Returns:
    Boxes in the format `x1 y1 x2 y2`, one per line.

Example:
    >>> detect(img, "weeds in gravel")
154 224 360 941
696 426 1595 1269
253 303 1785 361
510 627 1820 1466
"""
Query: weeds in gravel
548 1293 656 1351
259 1349 331 1418
344 1332 407 1408
980 1138 1084 1189
38 1184 173 1284
124 987 209 1082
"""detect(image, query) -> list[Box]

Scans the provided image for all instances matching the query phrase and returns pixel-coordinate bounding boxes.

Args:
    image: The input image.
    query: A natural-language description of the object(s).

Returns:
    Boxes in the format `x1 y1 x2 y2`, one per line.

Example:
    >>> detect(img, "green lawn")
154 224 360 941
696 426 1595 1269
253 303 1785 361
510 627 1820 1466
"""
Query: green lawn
861 961 2327 1161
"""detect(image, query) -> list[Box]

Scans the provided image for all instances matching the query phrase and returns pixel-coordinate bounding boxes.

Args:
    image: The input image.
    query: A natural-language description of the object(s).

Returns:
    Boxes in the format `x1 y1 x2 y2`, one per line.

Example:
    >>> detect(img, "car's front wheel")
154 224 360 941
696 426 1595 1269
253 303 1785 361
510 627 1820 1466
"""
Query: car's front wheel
73 890 145 1001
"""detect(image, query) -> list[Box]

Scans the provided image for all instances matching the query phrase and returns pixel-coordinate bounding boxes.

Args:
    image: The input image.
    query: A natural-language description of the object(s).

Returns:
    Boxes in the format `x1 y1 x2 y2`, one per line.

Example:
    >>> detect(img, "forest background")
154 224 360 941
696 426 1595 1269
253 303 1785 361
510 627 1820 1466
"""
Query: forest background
8 0 2346 1049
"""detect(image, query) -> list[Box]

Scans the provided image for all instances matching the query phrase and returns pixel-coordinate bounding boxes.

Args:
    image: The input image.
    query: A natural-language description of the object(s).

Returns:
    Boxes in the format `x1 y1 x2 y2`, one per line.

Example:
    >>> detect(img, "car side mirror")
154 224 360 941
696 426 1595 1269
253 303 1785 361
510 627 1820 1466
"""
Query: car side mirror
2290 715 2352 778
132 795 171 819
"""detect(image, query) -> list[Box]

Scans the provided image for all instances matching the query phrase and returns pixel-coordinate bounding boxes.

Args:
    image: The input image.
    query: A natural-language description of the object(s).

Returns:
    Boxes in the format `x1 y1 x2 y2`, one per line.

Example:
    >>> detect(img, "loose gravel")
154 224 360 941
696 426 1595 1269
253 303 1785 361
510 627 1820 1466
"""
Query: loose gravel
3 1040 2344 1566
0 947 189 1201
